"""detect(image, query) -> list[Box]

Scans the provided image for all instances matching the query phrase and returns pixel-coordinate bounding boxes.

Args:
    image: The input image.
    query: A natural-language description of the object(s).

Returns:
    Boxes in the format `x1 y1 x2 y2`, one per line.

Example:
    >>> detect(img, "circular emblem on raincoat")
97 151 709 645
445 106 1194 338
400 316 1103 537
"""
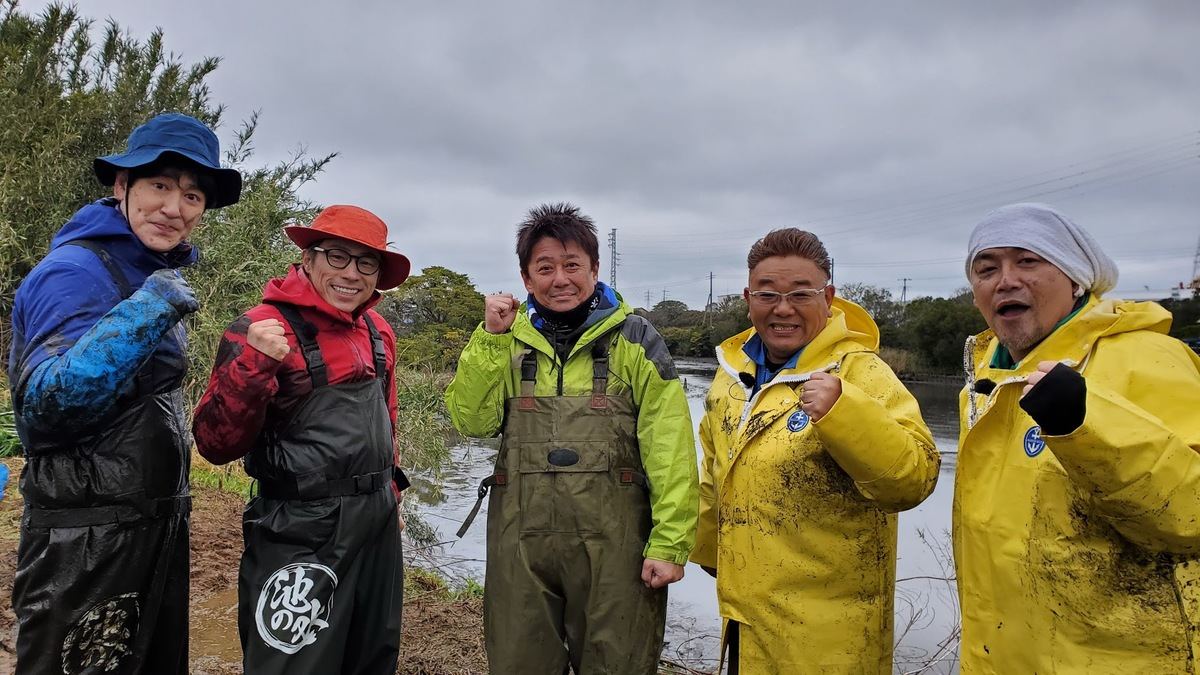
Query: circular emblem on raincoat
62 592 140 673
787 410 810 432
1024 425 1046 457
256 562 338 654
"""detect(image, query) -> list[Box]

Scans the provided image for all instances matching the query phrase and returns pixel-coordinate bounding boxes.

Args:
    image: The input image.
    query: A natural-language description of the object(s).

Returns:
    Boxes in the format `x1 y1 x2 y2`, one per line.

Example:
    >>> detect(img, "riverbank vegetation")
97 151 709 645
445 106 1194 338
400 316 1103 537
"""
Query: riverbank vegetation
645 281 1200 374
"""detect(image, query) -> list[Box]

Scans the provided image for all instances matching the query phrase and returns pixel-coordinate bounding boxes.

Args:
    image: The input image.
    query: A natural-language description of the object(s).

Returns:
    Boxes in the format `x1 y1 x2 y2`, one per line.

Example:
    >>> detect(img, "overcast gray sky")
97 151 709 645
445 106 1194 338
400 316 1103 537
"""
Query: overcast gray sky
52 1 1200 308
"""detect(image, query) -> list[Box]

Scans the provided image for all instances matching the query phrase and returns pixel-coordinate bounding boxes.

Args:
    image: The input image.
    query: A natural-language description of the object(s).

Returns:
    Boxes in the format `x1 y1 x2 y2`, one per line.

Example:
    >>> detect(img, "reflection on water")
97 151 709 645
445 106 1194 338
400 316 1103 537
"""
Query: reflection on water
418 358 963 673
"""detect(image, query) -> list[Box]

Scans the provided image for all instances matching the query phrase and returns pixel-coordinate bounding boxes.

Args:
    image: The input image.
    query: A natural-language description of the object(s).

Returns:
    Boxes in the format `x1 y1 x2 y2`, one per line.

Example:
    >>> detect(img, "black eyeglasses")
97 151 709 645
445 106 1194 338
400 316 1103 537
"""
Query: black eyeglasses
312 246 381 275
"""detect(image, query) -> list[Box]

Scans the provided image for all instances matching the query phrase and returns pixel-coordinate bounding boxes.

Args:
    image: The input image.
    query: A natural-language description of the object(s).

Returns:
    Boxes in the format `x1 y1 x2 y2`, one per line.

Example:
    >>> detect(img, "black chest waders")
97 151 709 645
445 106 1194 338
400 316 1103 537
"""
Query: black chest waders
459 328 668 674
13 240 192 675
238 302 404 675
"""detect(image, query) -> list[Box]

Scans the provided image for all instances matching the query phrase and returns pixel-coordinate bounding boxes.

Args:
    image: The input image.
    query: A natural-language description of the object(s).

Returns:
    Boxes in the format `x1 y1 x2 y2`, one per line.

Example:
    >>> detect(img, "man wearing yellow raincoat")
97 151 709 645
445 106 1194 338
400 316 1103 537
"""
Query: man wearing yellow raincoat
692 228 939 673
957 203 1200 673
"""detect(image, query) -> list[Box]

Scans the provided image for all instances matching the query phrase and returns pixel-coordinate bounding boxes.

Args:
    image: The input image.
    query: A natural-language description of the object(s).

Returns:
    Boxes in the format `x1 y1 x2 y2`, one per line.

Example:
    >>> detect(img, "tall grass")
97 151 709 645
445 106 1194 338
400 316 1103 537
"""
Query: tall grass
0 371 19 458
394 366 453 475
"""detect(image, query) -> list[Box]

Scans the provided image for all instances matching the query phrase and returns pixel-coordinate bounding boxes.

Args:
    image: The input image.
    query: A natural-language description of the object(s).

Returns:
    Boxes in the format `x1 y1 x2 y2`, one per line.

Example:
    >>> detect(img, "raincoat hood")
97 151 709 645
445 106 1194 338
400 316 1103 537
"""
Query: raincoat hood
514 284 628 360
49 198 198 269
965 296 1171 391
262 264 383 325
717 296 878 381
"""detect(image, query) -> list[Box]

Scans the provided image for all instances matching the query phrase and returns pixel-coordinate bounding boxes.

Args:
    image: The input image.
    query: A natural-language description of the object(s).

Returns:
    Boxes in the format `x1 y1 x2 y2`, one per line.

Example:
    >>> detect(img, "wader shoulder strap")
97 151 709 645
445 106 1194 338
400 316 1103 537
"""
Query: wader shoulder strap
264 301 328 388
62 239 157 394
590 330 614 409
62 239 133 299
518 348 538 410
362 313 388 392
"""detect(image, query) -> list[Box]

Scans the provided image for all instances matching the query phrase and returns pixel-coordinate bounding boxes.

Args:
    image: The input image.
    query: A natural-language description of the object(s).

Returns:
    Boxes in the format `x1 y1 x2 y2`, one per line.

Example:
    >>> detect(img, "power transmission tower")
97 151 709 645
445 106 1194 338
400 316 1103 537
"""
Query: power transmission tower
899 277 912 305
1191 235 1200 292
645 290 652 308
661 289 667 304
706 272 714 325
608 228 619 287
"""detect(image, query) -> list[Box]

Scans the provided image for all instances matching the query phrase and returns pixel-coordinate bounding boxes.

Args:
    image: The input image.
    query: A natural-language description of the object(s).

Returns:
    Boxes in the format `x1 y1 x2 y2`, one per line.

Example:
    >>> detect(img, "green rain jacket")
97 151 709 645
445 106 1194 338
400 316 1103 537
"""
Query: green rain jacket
445 297 699 564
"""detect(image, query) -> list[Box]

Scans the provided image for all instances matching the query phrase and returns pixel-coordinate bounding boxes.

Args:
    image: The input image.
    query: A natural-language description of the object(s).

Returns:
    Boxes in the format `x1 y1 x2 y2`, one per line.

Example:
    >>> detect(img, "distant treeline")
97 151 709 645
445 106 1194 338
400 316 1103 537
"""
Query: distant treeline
637 282 1200 375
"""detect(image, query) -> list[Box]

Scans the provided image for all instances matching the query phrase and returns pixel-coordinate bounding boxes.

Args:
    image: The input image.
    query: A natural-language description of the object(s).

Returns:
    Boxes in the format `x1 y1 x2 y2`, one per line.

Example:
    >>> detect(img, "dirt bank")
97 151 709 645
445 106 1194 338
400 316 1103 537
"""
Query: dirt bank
0 458 488 675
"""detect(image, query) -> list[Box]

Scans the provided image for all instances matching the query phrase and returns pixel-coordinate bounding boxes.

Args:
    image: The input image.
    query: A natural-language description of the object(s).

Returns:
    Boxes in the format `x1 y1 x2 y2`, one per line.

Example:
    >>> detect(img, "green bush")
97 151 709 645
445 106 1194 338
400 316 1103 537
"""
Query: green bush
0 408 19 458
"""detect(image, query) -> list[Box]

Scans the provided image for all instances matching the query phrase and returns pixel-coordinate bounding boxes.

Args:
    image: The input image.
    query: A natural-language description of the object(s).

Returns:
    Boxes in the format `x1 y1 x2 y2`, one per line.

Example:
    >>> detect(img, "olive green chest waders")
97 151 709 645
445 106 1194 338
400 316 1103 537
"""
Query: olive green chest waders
462 331 668 674
13 240 191 675
238 303 404 675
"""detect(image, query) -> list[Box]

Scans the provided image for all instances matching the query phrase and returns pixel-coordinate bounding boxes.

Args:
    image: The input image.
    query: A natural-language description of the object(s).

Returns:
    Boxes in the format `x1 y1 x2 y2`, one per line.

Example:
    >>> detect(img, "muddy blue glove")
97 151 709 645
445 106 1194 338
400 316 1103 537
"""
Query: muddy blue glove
142 269 199 315
19 273 194 437
0 464 9 502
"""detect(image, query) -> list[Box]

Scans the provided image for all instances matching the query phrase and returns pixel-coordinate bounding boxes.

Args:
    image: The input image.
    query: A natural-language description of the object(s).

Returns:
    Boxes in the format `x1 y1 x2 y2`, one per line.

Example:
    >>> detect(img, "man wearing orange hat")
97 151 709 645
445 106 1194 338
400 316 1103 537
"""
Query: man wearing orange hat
193 205 410 674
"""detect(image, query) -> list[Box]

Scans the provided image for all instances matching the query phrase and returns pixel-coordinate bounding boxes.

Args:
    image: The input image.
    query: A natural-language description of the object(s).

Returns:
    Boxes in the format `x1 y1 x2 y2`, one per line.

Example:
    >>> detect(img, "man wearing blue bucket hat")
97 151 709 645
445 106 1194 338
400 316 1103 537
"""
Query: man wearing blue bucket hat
7 112 241 674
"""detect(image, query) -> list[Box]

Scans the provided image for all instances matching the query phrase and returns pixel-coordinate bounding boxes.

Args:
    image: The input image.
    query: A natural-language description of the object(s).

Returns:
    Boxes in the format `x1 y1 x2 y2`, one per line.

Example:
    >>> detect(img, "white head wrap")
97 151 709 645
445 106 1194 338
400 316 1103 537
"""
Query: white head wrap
965 203 1119 296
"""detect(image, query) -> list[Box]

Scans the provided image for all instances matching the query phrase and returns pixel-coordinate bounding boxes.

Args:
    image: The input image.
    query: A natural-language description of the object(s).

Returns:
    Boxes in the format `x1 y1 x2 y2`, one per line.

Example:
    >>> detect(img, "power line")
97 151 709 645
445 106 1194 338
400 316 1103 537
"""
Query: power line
621 132 1200 246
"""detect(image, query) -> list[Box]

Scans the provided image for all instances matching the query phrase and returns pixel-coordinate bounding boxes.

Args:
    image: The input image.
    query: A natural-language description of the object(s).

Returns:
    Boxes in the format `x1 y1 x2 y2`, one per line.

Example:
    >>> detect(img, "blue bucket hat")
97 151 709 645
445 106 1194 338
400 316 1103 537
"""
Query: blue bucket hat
94 112 243 209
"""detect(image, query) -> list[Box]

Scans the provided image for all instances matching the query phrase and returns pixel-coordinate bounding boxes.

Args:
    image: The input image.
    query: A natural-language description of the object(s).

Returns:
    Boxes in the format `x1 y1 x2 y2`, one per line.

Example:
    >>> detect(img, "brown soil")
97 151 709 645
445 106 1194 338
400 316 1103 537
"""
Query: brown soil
0 457 488 675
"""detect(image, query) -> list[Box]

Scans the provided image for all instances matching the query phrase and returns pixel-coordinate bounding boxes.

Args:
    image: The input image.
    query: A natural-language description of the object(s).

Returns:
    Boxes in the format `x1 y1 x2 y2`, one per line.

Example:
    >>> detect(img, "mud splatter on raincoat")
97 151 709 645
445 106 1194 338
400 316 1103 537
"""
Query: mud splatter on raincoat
692 297 939 673
956 296 1200 673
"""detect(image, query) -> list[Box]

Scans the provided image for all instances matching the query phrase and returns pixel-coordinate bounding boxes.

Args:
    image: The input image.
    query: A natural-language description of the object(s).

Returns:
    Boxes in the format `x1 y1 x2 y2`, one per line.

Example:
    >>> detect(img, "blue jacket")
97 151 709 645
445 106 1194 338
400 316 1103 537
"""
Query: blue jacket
8 199 197 449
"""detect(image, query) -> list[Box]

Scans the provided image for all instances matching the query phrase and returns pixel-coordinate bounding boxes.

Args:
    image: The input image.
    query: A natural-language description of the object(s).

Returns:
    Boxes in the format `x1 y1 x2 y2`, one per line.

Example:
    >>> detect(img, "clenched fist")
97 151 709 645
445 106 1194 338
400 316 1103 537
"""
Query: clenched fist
247 318 290 361
484 292 519 334
1021 360 1061 397
143 269 199 314
800 371 842 422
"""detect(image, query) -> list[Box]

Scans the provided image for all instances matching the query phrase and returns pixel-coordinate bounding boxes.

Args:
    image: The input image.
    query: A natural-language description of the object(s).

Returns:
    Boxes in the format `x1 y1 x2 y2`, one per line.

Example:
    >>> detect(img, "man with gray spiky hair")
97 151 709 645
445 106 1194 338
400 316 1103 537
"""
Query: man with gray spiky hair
956 202 1200 673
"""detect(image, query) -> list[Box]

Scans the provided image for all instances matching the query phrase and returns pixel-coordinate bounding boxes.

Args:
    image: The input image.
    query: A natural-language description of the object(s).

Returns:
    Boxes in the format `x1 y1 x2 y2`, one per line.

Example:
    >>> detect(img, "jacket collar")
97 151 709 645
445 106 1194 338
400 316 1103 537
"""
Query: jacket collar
261 264 382 326
963 295 1173 428
514 290 630 360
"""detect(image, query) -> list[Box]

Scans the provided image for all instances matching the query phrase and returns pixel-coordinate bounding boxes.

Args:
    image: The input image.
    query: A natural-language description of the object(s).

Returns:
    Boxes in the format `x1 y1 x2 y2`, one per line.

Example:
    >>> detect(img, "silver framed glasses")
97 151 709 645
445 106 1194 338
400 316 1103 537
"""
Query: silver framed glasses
746 282 830 306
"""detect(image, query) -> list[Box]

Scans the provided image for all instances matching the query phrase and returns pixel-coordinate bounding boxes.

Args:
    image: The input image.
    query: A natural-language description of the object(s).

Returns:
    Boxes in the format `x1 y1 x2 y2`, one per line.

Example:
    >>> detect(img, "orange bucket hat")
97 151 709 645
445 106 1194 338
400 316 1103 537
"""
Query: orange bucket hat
283 205 411 290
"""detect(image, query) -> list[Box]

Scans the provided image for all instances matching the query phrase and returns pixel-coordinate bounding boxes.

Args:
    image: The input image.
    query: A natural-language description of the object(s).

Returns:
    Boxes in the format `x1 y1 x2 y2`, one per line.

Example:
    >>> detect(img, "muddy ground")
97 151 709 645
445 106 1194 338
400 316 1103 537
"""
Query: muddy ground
0 457 487 675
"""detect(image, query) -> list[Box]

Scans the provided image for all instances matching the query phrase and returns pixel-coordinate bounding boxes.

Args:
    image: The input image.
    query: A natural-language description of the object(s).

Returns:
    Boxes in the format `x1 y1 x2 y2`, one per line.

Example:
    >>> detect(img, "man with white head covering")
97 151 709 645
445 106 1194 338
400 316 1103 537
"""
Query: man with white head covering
955 202 1200 673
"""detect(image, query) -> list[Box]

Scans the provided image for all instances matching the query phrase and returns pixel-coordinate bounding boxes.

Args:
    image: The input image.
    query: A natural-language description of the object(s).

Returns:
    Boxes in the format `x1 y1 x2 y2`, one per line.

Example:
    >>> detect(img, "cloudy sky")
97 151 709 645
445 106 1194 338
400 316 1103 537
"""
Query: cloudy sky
48 1 1200 308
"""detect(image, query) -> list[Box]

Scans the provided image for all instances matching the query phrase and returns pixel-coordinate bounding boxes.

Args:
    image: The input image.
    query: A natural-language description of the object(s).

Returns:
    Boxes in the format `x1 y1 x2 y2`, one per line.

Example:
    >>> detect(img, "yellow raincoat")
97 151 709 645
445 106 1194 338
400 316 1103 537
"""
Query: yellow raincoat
956 296 1200 673
692 298 939 673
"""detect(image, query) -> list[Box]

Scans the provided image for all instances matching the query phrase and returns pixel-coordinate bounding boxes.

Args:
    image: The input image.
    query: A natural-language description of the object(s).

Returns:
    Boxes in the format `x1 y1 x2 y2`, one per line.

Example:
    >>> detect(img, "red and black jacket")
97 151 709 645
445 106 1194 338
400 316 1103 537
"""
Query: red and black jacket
193 265 400 487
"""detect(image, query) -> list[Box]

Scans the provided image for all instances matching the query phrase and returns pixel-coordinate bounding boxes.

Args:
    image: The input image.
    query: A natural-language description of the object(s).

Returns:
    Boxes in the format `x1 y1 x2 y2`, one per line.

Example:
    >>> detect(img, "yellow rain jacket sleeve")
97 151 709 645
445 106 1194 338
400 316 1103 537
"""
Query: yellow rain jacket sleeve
692 298 939 673
691 410 719 569
955 297 1200 674
815 351 939 512
445 301 699 565
1042 334 1200 555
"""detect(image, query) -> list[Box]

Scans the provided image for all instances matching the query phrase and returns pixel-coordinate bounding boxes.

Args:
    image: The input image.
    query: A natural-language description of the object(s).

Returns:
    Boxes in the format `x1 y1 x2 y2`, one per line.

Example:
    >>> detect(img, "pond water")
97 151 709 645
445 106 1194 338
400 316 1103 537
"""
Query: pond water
413 359 963 674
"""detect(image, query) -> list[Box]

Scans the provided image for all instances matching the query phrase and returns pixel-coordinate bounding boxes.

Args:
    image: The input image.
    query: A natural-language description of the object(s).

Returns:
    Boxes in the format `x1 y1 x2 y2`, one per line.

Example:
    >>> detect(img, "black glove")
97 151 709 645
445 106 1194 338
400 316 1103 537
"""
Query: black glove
1019 362 1087 435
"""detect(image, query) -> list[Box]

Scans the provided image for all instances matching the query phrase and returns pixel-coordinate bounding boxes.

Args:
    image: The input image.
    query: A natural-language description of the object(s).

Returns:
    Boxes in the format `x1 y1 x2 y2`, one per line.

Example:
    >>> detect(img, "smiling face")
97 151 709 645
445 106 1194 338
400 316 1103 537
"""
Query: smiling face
114 169 207 252
521 236 599 312
302 237 382 312
744 255 835 363
969 247 1078 361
